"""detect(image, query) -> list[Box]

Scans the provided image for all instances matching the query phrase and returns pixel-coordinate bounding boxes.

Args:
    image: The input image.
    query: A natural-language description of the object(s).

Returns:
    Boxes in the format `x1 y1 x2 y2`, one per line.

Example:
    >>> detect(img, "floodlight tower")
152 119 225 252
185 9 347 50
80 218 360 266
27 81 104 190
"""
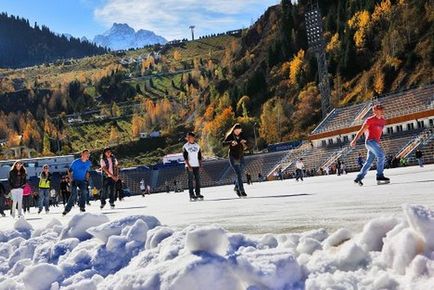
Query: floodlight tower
305 1 332 118
189 25 195 41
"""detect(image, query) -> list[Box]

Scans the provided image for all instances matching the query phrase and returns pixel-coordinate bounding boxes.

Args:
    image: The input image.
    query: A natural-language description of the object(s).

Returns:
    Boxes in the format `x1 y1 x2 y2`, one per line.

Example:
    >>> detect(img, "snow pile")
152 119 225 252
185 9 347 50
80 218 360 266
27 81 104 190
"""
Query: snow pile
0 204 433 289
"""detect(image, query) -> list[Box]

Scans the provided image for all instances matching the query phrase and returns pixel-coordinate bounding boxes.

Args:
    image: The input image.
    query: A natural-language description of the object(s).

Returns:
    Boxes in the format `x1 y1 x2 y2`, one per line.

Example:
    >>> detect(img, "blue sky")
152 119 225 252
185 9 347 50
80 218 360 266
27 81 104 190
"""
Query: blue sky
0 0 280 40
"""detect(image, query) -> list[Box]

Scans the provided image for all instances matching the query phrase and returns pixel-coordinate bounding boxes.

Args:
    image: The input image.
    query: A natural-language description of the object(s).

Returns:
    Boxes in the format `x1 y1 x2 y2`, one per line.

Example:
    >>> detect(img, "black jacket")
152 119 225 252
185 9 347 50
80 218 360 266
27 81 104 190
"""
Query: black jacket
8 170 27 189
223 133 247 160
415 150 423 158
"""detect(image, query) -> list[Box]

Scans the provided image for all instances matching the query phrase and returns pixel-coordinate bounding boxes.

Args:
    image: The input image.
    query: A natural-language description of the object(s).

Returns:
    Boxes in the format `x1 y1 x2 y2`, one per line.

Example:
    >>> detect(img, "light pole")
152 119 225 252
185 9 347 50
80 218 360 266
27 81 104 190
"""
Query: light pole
189 25 195 41
253 122 258 152
305 1 332 118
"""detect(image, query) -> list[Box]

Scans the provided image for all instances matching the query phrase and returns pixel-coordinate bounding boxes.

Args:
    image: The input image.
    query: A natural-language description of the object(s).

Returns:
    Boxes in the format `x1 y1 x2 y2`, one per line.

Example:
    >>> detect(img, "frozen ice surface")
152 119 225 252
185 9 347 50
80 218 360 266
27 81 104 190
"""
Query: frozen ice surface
0 165 432 289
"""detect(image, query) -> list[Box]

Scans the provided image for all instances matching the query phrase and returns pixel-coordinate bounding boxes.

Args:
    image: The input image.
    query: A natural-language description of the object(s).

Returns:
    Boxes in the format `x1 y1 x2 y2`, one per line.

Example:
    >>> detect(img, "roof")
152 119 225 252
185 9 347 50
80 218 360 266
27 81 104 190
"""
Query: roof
311 84 434 137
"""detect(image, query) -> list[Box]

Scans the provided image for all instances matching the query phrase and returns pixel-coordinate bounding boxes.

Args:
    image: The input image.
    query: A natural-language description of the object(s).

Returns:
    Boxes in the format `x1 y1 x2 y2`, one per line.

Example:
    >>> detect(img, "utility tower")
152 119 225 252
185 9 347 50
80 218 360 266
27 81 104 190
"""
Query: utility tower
189 25 195 41
304 1 332 118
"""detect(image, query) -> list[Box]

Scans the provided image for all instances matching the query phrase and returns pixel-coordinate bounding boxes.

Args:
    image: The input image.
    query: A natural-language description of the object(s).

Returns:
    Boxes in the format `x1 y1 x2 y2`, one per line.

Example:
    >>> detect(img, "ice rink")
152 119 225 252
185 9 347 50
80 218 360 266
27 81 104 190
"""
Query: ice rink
1 164 433 235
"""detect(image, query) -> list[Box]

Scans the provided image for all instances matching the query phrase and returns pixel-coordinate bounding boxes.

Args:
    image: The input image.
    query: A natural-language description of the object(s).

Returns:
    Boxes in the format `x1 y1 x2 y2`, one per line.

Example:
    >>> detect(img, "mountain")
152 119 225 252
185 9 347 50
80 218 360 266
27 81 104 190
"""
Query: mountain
0 13 108 68
93 23 167 50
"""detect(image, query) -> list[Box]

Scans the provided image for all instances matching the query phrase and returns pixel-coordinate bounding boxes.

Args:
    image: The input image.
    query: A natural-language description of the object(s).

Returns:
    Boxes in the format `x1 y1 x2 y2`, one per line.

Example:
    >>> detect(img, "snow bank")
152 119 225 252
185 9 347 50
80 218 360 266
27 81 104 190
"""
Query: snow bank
60 213 109 241
87 215 160 243
185 226 228 255
0 204 433 289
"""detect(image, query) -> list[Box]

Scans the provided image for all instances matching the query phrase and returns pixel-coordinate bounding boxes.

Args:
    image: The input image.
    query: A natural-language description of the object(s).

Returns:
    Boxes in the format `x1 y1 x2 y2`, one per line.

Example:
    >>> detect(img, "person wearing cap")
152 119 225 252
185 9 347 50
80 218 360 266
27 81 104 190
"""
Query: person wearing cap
63 149 92 215
183 132 204 200
100 147 119 209
223 123 248 197
351 104 390 186
38 164 52 214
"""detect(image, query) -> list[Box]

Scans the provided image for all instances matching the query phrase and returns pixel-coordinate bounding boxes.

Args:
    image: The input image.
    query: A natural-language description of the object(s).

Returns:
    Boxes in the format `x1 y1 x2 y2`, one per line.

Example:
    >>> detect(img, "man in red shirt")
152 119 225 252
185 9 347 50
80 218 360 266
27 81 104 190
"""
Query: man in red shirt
350 104 390 185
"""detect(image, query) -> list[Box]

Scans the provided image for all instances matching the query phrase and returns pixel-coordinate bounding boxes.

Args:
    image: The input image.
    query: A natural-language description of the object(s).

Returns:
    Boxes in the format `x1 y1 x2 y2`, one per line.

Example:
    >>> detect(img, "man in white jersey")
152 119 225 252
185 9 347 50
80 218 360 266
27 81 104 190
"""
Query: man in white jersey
183 132 203 201
295 158 304 181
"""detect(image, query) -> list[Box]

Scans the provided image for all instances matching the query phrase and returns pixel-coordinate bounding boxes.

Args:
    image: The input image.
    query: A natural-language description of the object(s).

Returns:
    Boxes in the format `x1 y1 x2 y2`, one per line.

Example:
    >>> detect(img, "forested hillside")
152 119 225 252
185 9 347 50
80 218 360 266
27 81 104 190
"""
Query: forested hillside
0 0 432 164
0 13 107 68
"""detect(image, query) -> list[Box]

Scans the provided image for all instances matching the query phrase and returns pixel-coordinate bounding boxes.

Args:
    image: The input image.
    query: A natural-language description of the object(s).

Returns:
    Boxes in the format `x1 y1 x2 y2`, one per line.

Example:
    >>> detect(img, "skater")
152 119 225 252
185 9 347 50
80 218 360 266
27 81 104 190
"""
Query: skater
357 153 364 170
295 158 304 181
246 173 252 185
8 161 27 218
50 189 59 207
0 182 6 217
60 176 70 206
223 123 248 197
38 164 52 214
257 172 263 182
415 149 423 167
23 183 32 213
336 159 342 176
183 132 203 201
351 104 390 186
115 178 124 201
100 147 119 209
140 179 146 196
278 168 284 180
63 149 92 215
165 181 170 193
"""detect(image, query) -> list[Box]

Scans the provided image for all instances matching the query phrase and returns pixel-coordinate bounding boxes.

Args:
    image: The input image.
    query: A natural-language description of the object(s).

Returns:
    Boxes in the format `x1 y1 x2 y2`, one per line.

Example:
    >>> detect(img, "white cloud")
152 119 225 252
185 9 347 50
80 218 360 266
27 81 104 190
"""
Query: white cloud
94 0 279 40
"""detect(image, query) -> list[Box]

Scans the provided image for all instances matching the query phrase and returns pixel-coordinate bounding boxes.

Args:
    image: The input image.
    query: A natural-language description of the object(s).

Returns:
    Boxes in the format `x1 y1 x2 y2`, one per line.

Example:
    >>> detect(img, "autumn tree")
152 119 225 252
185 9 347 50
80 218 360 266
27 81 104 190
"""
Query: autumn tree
259 98 290 143
289 49 305 86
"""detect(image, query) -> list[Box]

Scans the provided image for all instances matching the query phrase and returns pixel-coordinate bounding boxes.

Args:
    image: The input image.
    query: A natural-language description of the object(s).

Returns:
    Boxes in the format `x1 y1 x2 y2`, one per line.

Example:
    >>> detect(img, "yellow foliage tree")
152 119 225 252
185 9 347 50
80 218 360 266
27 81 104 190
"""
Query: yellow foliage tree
374 69 385 94
173 50 182 61
326 33 340 54
289 50 305 86
372 0 392 23
348 10 371 48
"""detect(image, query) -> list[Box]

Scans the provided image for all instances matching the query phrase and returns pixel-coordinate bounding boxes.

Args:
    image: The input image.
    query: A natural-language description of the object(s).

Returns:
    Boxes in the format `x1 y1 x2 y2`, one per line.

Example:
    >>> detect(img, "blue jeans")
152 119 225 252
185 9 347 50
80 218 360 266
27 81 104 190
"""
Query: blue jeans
357 140 385 180
38 188 50 211
65 180 88 212
229 156 245 193
417 158 424 167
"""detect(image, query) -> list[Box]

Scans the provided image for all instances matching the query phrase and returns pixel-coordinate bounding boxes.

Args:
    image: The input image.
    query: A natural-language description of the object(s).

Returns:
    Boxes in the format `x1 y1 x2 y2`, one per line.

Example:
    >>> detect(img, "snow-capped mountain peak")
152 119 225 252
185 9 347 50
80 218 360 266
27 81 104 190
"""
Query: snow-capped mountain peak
94 23 167 51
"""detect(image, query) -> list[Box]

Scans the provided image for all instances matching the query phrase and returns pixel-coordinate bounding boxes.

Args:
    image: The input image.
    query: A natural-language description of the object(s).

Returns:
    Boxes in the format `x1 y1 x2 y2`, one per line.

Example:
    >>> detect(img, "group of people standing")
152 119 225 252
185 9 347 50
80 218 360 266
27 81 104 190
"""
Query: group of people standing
182 123 249 201
0 146 125 218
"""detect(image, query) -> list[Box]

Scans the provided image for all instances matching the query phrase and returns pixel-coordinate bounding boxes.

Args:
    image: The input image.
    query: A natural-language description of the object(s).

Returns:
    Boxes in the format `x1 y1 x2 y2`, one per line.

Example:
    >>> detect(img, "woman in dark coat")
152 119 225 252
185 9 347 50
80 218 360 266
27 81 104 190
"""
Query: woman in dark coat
223 123 248 197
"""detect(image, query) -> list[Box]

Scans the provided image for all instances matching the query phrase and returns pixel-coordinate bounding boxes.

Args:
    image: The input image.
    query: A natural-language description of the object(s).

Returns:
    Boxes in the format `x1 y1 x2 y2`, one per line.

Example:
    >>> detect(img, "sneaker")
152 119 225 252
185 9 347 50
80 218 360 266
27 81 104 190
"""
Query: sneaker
62 210 69 216
80 207 86 212
1 213 5 217
241 192 247 197
38 209 42 214
110 203 115 209
100 203 106 209
196 194 204 199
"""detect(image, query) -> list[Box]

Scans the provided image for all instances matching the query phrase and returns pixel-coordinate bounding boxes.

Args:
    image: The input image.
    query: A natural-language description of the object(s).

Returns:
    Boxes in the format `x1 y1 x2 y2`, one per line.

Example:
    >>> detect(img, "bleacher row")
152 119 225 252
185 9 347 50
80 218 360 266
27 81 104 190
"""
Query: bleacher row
312 84 434 134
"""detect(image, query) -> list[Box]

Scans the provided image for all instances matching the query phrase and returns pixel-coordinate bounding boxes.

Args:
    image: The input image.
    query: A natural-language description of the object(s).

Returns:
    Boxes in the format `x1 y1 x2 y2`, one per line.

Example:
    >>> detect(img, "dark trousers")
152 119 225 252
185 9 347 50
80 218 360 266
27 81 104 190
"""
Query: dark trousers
23 195 32 212
295 169 304 181
65 180 87 212
101 178 115 206
229 156 245 193
187 167 201 197
61 190 70 205
0 195 5 215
